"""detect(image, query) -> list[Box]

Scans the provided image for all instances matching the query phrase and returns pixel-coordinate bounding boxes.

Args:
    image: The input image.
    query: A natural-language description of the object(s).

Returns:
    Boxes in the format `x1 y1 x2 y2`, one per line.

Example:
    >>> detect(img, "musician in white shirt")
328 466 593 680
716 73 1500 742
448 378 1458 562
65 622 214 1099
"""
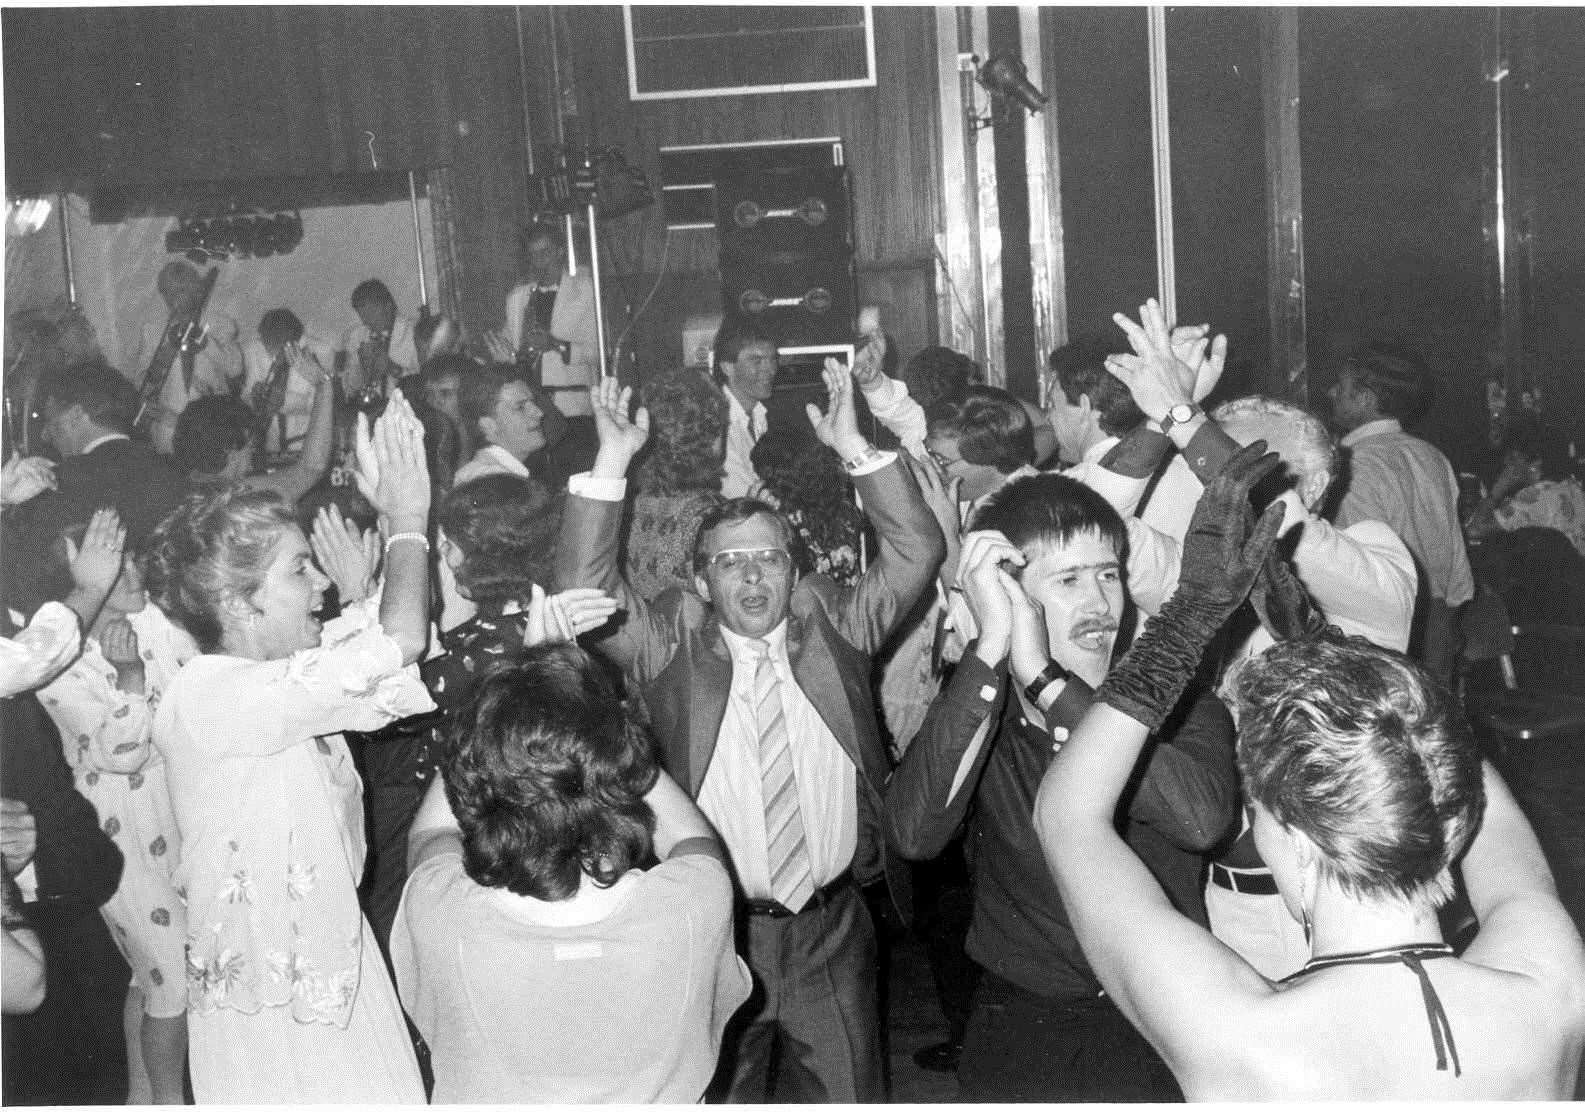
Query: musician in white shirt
240 308 336 453
130 261 241 455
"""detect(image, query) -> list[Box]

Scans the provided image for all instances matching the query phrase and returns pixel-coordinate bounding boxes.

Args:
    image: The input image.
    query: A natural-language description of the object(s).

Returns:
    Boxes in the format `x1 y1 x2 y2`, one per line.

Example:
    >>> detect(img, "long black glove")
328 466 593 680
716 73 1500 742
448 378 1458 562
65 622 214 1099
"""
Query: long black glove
1098 440 1286 730
1248 541 1337 643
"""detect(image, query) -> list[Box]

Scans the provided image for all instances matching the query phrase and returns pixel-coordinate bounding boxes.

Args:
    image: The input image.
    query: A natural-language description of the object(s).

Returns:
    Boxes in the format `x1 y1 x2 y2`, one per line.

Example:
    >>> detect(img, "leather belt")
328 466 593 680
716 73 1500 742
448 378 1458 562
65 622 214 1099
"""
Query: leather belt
1210 862 1280 896
741 869 854 918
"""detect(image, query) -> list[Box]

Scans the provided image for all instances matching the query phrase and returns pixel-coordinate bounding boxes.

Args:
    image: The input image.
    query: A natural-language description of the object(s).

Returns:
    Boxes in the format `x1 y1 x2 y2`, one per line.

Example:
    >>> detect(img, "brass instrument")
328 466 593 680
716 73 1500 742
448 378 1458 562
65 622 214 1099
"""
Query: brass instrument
250 345 294 450
135 266 219 432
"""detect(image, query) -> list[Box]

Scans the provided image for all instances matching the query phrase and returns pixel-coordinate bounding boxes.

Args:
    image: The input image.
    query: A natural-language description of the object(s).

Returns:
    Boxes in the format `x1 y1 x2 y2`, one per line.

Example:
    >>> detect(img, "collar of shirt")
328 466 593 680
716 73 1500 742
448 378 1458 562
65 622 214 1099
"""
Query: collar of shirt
1341 417 1401 447
725 389 767 435
481 443 531 477
1081 435 1120 466
719 620 790 687
80 433 131 455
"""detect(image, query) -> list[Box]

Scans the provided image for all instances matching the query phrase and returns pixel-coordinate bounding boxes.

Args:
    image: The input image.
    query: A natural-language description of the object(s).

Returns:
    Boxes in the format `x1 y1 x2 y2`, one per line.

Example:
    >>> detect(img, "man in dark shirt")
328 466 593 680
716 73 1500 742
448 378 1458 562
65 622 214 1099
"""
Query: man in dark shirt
884 471 1237 1101
4 361 188 611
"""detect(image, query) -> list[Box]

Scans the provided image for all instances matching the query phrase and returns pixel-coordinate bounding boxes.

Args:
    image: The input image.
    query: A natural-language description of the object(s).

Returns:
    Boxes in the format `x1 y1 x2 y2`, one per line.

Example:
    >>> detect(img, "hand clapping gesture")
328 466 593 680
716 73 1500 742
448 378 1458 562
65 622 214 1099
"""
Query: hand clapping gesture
100 617 145 694
310 504 380 605
67 508 126 597
1106 298 1228 420
1 454 56 507
810 360 867 458
355 388 431 527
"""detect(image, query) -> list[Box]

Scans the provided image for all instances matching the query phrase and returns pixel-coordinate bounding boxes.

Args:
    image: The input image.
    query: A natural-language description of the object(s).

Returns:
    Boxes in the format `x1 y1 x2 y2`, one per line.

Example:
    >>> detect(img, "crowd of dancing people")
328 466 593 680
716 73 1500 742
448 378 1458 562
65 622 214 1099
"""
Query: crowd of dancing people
3 224 1585 1104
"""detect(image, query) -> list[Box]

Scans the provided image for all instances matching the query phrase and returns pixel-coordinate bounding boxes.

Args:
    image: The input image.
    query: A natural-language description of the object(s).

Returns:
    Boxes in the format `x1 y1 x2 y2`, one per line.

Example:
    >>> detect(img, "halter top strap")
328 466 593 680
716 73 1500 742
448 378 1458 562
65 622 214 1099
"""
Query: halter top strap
1281 943 1460 1077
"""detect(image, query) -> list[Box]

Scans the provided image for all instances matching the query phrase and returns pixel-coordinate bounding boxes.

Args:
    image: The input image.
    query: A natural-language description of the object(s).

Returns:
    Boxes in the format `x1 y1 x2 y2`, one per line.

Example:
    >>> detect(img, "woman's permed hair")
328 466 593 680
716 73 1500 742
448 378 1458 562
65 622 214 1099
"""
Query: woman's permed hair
444 643 659 900
438 475 560 609
142 485 299 652
1233 638 1485 908
634 366 728 495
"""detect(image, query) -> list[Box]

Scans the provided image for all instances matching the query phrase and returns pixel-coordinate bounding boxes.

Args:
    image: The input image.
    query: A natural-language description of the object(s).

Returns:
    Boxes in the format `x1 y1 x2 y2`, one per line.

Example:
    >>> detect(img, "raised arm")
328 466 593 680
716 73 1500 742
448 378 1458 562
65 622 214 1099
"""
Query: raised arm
248 349 334 505
355 389 432 664
807 364 946 653
552 378 683 681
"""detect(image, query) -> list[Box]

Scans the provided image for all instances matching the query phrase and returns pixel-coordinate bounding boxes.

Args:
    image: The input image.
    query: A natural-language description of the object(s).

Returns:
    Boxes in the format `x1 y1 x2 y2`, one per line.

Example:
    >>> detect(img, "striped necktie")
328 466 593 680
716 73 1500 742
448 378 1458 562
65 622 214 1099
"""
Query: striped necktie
749 639 816 912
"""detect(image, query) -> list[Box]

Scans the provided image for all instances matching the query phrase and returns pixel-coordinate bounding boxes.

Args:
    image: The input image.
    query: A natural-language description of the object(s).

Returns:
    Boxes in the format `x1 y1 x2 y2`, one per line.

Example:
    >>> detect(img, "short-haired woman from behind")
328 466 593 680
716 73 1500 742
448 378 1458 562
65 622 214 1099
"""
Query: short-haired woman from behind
393 641 751 1104
1034 443 1585 1100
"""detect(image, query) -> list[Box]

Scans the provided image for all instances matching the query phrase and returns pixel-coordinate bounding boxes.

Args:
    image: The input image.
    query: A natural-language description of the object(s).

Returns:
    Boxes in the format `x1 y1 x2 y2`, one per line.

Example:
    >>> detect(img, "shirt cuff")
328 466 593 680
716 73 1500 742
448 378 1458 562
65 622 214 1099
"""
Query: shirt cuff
848 448 898 477
568 472 627 501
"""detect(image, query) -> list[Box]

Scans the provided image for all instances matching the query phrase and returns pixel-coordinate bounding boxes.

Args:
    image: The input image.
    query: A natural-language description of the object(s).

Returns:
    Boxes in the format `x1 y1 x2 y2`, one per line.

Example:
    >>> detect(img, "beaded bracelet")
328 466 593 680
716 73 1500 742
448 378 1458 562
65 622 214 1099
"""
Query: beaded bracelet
384 531 430 555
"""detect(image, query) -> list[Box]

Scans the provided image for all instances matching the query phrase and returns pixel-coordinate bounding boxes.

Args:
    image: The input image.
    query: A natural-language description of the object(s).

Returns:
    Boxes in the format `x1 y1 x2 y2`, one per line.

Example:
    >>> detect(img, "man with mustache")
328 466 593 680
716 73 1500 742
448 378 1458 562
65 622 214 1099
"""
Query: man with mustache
884 471 1237 1102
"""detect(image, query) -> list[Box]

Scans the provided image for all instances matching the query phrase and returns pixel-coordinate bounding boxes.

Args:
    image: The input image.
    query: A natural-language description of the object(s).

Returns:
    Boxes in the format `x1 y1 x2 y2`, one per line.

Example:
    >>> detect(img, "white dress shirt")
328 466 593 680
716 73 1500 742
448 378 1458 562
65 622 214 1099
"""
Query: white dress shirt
721 390 769 499
241 335 336 450
698 623 858 899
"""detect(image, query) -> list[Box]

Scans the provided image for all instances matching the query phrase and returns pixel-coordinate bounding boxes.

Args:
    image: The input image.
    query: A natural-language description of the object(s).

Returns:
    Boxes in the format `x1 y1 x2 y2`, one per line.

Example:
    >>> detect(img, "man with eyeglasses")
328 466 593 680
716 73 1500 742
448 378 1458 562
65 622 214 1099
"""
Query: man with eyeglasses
556 368 946 1102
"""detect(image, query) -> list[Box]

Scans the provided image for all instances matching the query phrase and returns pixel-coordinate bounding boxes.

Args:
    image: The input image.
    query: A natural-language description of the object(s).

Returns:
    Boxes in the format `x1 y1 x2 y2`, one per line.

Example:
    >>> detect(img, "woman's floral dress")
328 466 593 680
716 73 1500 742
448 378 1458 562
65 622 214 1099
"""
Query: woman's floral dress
153 600 433 1103
37 601 194 1018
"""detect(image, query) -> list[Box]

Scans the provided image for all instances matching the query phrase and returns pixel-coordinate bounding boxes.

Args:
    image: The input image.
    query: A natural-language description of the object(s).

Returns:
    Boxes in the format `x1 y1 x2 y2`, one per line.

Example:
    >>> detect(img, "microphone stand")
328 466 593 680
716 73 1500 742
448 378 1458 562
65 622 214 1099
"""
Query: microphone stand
571 153 611 381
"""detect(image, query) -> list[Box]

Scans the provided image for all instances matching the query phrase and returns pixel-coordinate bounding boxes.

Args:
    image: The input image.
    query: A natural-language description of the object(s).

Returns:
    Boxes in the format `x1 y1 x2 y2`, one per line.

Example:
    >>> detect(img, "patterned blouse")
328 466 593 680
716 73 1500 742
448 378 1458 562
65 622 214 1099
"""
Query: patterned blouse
153 600 434 1026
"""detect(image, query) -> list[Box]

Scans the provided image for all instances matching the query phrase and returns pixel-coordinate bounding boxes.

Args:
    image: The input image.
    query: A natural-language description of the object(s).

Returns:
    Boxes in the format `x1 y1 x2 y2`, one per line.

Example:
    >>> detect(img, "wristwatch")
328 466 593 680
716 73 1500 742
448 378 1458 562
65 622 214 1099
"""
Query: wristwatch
1159 402 1201 434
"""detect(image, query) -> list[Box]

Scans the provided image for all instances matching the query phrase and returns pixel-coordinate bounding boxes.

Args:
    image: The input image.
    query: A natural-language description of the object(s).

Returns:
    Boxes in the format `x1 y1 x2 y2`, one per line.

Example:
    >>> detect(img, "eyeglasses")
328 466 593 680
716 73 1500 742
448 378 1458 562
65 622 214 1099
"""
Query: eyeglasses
706 547 792 574
927 447 963 472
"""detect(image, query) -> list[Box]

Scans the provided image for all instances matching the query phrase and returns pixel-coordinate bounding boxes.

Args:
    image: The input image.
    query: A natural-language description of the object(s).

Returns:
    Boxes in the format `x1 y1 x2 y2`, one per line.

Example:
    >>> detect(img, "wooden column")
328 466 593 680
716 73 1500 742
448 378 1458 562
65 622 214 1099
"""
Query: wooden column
1261 7 1307 405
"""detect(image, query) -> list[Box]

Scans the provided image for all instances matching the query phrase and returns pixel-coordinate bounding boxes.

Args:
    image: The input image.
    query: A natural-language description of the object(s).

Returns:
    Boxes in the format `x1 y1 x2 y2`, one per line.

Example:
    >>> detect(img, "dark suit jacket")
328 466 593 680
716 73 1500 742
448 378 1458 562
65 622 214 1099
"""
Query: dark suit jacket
555 455 945 905
2 436 189 611
1 681 129 1105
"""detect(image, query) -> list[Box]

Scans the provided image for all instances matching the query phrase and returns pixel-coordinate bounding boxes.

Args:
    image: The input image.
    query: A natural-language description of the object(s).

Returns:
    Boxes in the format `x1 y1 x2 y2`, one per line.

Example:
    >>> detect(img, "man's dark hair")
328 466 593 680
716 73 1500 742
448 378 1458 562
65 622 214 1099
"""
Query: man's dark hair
902 345 981 413
257 308 304 350
458 362 520 436
40 360 138 435
1341 340 1432 423
444 643 659 901
928 386 1034 474
173 396 254 475
1047 334 1145 437
422 352 477 385
711 319 779 382
691 497 792 574
350 279 395 312
968 471 1128 561
519 221 563 253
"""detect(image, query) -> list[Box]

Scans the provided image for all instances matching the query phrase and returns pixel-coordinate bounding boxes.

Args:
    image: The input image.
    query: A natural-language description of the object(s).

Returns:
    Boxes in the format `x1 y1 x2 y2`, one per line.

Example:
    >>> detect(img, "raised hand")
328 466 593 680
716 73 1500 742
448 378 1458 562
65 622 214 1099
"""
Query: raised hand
850 331 889 390
1178 439 1286 613
1105 297 1199 423
311 504 378 605
807 362 866 458
589 377 650 475
956 529 1027 667
522 584 621 647
1169 324 1228 404
356 388 431 525
66 508 126 596
1 454 56 507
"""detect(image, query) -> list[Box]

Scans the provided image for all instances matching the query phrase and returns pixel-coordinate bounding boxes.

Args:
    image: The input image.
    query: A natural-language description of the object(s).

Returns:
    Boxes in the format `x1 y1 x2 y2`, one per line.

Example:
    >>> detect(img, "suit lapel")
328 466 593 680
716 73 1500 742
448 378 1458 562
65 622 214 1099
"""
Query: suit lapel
686 618 734 796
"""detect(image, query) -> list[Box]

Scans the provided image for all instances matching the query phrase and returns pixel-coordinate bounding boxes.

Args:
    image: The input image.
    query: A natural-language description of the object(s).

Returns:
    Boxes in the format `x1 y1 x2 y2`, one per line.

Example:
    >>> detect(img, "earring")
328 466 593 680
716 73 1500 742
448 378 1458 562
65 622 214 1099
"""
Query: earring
1293 833 1313 947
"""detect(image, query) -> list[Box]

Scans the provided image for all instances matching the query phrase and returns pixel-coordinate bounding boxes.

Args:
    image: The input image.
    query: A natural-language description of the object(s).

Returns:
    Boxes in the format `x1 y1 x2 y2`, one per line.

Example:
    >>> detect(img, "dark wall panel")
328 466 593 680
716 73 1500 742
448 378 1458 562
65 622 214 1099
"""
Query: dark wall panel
1299 7 1489 470
1043 7 1157 346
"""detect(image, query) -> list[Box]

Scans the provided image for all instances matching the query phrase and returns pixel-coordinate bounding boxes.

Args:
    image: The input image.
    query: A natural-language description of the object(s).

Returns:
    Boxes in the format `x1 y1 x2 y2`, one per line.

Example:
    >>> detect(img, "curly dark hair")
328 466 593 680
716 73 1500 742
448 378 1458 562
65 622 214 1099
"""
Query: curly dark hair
444 643 659 900
634 366 728 495
142 485 298 652
438 474 560 610
749 425 862 572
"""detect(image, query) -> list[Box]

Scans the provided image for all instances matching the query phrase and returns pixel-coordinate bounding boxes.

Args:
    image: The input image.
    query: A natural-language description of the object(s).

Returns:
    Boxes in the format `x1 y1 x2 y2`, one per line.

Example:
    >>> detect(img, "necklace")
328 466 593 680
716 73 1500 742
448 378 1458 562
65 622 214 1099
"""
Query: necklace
1298 941 1455 975
1287 941 1461 1076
